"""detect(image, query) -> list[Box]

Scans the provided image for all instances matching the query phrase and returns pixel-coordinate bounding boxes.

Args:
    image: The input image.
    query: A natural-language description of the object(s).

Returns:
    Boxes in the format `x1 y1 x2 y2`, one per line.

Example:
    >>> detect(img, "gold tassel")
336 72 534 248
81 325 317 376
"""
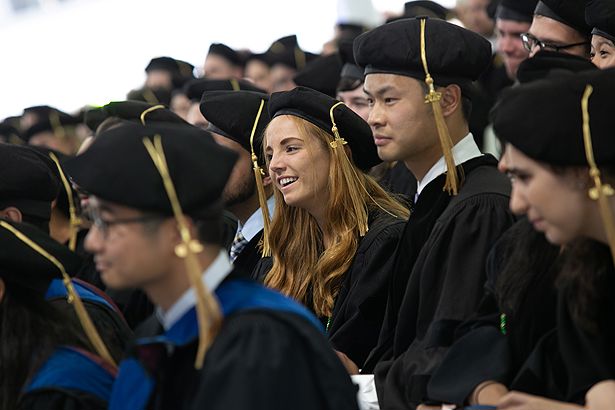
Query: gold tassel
420 18 459 195
142 136 221 369
581 85 615 263
329 102 369 236
48 153 81 252
230 79 240 91
249 99 272 257
140 105 166 125
0 220 117 368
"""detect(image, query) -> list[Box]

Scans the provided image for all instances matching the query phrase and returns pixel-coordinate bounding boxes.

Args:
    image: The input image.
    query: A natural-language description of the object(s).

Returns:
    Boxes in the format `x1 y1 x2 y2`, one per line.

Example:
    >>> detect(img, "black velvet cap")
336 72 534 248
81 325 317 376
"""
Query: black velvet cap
0 122 22 144
266 35 319 70
0 220 81 297
268 86 380 171
145 57 195 89
493 68 615 166
586 0 615 43
404 1 450 19
293 53 343 97
200 90 271 165
535 0 592 35
183 78 266 102
338 40 363 82
0 144 60 219
335 23 367 41
126 87 172 106
496 0 538 22
64 122 238 217
145 57 179 73
516 49 597 83
23 113 80 142
208 43 243 67
84 100 188 131
246 52 274 67
353 17 492 98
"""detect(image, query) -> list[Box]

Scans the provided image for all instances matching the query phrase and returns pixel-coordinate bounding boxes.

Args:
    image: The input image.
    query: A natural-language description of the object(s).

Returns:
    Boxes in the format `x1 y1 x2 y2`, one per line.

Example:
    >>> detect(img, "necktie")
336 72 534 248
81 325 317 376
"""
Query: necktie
230 230 248 262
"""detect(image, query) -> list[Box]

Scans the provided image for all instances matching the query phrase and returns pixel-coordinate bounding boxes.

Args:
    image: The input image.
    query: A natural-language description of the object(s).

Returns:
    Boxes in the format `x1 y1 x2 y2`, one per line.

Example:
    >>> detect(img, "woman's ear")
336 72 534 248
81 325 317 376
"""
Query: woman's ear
439 84 462 118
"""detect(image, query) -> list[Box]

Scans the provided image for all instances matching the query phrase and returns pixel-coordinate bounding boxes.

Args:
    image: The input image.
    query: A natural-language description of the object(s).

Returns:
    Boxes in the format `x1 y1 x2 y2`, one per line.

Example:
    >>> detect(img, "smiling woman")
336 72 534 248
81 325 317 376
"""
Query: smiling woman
258 86 409 371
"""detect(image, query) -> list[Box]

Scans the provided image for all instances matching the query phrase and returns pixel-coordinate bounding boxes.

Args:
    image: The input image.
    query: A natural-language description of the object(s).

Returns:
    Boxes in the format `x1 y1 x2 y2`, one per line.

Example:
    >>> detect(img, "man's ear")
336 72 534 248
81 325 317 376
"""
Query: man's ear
0 207 23 223
439 84 463 118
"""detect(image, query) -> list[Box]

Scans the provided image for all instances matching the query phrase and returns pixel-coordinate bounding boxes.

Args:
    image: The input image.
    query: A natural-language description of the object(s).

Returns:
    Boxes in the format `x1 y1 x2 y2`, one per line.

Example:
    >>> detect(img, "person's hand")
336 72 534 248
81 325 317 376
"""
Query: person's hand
335 350 360 374
497 391 583 409
470 381 509 404
586 380 615 410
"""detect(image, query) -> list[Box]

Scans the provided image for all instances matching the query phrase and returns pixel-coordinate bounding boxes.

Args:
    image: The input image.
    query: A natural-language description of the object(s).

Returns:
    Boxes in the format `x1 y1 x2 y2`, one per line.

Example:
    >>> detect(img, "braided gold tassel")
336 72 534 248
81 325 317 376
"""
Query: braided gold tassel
142 136 222 369
420 18 459 195
249 100 272 257
581 85 615 263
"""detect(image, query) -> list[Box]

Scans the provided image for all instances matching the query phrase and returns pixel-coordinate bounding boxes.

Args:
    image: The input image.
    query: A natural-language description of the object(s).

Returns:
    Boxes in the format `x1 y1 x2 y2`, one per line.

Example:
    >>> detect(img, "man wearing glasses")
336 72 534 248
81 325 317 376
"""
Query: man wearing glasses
523 0 592 59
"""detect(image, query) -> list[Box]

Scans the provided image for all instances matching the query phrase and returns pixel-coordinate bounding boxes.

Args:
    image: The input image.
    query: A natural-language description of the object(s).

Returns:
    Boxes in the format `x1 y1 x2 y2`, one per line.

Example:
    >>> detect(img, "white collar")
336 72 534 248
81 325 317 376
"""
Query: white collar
415 133 482 198
157 250 233 331
236 196 275 242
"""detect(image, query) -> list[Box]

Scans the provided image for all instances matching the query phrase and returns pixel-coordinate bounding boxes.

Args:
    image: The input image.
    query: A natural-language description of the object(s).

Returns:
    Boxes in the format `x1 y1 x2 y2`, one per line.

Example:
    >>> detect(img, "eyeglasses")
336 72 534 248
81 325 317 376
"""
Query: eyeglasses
521 32 590 53
84 206 163 238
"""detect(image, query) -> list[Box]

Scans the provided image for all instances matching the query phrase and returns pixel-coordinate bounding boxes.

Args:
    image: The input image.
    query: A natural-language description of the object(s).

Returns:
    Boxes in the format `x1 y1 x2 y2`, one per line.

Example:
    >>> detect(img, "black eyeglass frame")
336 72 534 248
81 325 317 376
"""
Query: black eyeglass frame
520 32 590 53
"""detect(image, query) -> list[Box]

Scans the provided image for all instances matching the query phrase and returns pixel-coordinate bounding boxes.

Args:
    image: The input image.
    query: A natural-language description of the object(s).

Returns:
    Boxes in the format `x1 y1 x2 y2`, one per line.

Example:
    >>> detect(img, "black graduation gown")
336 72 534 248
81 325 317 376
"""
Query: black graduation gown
108 269 359 410
426 219 559 405
364 155 515 409
328 209 406 368
509 259 615 404
18 346 116 410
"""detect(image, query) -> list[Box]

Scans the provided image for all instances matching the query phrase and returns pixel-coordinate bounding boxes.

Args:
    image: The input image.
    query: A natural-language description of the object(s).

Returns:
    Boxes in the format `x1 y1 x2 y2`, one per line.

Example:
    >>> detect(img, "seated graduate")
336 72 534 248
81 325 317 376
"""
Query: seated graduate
0 220 117 410
258 86 409 370
469 68 615 409
263 87 408 366
64 121 360 410
423 51 599 409
199 90 275 277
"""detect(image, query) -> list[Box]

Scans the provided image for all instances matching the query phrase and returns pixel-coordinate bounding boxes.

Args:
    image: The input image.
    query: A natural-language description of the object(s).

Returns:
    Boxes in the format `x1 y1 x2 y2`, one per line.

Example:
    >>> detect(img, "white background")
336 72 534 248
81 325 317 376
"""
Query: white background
0 0 455 119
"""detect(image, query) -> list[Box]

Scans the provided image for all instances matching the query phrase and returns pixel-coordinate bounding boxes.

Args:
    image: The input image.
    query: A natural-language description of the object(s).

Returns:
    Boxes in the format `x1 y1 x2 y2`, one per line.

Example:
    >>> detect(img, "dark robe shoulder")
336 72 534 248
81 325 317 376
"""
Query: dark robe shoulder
46 278 133 362
191 309 359 410
368 155 516 408
329 209 406 368
109 272 358 410
19 346 116 410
